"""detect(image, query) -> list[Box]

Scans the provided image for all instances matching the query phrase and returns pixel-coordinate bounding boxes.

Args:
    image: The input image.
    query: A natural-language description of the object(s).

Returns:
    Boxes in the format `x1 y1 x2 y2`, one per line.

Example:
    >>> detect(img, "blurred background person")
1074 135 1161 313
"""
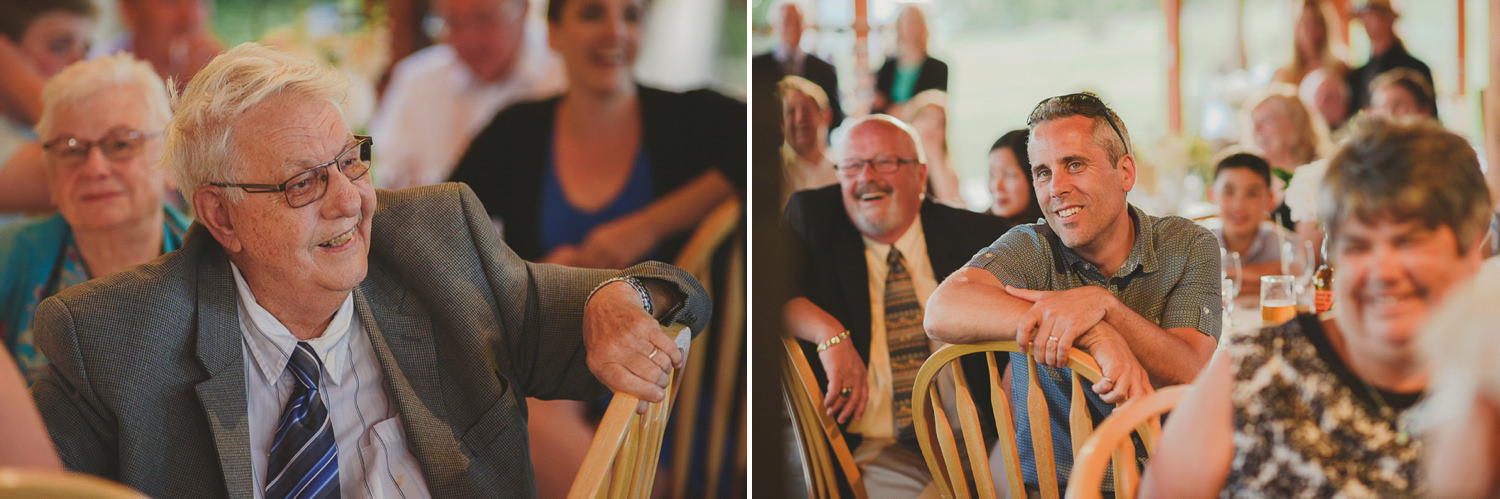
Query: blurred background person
1242 84 1328 237
1271 0 1346 87
1367 67 1437 121
1208 150 1291 297
899 89 961 207
0 0 97 216
755 1 843 128
1298 66 1351 133
985 128 1043 227
371 0 564 190
94 0 224 87
1345 0 1432 114
871 4 946 115
778 75 836 209
1420 261 1500 498
448 0 741 495
0 53 187 386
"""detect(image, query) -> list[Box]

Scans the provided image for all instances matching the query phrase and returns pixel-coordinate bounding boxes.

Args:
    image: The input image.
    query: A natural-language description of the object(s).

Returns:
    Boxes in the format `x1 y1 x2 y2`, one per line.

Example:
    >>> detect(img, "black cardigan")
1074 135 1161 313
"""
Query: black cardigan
872 55 948 114
448 85 745 261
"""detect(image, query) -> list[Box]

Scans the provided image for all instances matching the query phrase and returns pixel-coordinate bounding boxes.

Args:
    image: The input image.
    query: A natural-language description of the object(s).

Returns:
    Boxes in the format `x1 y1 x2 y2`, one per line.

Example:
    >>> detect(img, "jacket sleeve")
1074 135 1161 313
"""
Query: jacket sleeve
30 296 119 478
452 184 711 401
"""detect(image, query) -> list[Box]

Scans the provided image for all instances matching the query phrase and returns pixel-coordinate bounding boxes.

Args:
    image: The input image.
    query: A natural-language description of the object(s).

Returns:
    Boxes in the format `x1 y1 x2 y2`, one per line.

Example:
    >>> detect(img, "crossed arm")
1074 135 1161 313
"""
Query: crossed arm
924 267 1214 402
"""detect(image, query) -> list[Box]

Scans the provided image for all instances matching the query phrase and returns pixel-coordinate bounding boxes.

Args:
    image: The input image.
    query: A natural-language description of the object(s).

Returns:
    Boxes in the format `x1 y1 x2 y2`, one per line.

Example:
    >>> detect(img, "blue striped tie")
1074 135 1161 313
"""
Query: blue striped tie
265 342 340 499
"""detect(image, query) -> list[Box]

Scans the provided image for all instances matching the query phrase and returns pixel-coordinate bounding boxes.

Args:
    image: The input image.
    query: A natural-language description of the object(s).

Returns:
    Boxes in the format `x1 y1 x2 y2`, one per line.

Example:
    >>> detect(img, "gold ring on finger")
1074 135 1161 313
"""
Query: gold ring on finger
839 386 852 397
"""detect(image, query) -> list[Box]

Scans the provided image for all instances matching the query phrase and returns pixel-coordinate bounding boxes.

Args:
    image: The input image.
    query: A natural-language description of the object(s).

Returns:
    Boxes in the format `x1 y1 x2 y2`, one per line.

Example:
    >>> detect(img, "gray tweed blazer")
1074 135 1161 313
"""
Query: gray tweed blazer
29 183 711 498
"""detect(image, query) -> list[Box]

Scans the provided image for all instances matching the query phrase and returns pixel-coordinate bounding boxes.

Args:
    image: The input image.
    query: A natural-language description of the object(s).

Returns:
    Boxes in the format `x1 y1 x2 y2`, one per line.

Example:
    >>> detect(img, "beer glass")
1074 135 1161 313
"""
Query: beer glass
1261 275 1297 325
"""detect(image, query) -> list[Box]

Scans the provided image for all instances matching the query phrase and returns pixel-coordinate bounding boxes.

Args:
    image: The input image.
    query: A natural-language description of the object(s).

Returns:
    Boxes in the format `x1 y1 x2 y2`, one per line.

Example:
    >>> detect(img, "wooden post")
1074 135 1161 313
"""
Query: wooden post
1458 0 1467 95
1163 0 1182 134
1487 0 1500 209
853 0 871 117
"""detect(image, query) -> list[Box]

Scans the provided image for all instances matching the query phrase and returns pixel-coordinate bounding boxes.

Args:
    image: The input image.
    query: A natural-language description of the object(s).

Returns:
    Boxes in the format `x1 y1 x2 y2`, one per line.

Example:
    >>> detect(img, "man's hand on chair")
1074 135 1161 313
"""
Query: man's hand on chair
819 340 868 425
584 280 684 414
1076 322 1152 404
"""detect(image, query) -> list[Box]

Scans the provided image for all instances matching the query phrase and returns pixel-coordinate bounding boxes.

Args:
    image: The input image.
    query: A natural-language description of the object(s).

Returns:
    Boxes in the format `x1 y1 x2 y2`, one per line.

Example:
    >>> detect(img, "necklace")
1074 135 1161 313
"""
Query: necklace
1354 378 1415 445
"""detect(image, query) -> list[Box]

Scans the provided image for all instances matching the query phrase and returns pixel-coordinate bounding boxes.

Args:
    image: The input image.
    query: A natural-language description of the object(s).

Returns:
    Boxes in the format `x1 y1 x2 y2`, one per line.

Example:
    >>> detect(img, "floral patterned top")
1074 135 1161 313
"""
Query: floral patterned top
0 207 188 385
1222 313 1423 498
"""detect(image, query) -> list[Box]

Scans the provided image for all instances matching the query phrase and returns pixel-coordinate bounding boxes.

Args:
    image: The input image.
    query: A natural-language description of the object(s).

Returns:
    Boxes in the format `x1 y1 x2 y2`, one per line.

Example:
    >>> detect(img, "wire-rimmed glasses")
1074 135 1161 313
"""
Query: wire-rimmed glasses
211 135 372 208
42 127 161 168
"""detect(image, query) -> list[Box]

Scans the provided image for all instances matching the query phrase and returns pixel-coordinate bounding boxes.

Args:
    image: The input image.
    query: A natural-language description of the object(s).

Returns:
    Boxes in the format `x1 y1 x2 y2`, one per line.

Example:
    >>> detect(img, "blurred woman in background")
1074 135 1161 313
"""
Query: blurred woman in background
900 89 962 207
0 54 188 385
871 4 946 115
986 128 1042 227
1368 68 1437 121
1243 85 1329 233
1272 0 1347 87
0 0 96 214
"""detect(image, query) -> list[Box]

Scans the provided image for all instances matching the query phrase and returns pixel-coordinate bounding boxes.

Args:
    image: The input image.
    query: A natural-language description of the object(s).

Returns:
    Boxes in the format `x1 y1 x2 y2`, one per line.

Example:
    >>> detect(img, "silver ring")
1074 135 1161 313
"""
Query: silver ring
648 349 659 360
1048 336 1059 342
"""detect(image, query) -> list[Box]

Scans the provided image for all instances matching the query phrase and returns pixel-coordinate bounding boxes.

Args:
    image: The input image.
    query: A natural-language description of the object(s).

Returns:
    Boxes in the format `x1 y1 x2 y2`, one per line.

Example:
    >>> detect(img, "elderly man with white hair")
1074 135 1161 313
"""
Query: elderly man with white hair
0 53 188 386
782 114 1009 497
29 42 710 498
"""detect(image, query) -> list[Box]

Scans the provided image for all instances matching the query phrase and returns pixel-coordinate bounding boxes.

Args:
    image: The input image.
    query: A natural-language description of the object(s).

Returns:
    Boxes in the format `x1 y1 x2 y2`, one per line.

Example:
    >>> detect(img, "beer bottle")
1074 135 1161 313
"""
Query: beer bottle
1313 233 1334 314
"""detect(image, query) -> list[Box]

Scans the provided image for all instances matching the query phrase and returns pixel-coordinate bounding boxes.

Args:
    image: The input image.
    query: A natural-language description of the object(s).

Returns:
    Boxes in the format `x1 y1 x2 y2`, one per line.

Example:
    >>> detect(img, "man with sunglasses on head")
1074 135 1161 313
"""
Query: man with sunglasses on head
925 92 1221 494
28 43 709 498
782 114 1009 497
0 53 188 386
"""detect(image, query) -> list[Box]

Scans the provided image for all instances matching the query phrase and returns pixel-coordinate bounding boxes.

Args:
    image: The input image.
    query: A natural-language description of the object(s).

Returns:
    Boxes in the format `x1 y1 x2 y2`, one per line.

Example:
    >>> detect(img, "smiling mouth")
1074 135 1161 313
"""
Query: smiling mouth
860 193 888 202
1056 206 1081 218
317 226 356 248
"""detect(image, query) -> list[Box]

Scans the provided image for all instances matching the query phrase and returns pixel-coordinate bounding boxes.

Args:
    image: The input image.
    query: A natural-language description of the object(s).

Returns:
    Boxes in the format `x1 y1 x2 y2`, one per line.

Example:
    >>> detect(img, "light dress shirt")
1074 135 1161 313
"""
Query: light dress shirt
369 27 565 190
778 143 836 210
847 218 959 475
232 264 432 498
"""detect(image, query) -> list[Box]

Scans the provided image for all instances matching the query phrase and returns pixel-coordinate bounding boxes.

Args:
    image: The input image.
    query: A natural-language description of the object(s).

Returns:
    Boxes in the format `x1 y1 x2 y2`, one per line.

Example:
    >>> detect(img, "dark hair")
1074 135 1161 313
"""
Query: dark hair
1320 116 1491 255
1027 92 1132 167
548 0 647 23
990 128 1045 224
1370 67 1437 119
1213 152 1273 188
0 0 95 42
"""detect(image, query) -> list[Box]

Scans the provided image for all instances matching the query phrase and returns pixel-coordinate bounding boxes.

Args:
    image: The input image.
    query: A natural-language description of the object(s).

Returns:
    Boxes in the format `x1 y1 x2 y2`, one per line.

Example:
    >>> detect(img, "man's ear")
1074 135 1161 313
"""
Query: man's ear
1117 154 1136 192
194 186 243 253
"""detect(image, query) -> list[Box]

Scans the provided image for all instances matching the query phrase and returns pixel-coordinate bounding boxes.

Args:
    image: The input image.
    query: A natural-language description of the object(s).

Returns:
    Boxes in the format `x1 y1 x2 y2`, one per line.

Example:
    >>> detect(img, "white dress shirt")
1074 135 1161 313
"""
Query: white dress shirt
369 28 565 190
232 264 431 498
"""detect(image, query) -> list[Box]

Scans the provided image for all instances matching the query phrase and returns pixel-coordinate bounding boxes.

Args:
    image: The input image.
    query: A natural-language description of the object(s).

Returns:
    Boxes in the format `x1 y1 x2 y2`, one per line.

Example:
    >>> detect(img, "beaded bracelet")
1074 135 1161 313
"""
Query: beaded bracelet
816 330 851 352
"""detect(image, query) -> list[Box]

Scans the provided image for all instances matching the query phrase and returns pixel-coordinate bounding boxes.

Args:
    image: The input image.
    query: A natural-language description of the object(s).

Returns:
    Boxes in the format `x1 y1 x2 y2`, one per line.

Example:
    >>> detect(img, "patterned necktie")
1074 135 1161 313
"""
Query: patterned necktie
885 248 930 450
265 342 340 499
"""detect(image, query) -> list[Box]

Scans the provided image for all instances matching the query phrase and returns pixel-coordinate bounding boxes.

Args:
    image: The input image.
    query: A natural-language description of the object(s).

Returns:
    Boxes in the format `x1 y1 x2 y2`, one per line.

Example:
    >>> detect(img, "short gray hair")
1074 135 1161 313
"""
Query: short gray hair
837 114 926 164
1026 92 1132 167
1320 116 1491 254
35 53 171 140
162 42 350 206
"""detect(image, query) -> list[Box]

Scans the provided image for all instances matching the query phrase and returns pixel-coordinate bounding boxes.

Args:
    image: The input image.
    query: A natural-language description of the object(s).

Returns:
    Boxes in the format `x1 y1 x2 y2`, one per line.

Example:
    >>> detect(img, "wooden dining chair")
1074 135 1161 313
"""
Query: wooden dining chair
1064 385 1188 499
780 335 869 499
665 198 744 499
567 323 692 499
0 468 148 498
912 340 1153 499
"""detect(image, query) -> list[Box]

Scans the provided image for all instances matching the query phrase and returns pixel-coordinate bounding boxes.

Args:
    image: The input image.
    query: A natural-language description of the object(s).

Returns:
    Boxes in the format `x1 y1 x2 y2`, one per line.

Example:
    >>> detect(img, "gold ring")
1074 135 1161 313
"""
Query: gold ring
1101 376 1114 384
839 387 852 397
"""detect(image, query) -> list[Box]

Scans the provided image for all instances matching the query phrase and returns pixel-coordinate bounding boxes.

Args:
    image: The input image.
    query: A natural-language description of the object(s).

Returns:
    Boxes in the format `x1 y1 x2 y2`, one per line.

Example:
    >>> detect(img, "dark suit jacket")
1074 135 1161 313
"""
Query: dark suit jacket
753 51 845 126
873 56 948 114
782 185 1010 451
449 85 745 262
30 183 711 498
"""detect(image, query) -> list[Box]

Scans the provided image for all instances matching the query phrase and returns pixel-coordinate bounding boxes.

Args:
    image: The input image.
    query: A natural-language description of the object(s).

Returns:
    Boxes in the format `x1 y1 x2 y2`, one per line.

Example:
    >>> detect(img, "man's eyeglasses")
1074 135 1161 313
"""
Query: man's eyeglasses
211 135 372 208
42 127 160 168
1039 92 1132 157
835 155 919 178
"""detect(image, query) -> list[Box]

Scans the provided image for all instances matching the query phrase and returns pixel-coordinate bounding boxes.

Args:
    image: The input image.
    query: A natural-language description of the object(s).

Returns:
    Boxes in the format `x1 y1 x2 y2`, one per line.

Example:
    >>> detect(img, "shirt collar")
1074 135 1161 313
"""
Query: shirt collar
861 214 926 266
231 263 355 387
1058 204 1157 279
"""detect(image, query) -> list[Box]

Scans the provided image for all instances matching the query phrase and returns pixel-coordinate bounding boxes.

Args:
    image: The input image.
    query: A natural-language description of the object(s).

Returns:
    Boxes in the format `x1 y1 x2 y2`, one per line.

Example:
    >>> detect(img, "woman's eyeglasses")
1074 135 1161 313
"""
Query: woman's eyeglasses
42 127 160 168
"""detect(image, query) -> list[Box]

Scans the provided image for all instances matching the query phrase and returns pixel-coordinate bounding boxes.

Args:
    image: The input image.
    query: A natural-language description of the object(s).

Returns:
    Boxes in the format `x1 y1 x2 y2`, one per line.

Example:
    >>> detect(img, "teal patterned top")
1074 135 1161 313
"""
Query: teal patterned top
0 206 189 385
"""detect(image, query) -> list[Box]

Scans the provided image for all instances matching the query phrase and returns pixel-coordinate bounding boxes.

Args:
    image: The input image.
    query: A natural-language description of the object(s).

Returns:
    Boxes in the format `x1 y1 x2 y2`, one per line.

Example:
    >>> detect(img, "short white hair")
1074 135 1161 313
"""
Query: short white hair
35 53 171 140
777 75 828 112
835 114 926 164
162 42 350 206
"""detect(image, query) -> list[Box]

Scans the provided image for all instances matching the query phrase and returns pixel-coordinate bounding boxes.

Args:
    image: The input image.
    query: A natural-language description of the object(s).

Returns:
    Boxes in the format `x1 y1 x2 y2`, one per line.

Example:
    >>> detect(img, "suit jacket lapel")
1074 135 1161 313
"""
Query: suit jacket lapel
191 248 254 499
921 202 963 275
353 286 467 496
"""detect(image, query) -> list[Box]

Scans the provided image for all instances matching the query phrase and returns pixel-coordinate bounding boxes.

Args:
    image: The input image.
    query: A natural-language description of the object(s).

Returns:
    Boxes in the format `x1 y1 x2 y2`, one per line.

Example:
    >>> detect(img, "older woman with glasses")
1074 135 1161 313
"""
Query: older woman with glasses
0 53 188 385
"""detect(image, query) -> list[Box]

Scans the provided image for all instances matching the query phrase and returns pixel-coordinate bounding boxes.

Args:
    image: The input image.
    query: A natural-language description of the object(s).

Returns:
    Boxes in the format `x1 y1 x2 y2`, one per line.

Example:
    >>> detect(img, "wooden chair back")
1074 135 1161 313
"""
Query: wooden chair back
0 468 148 498
567 323 692 499
780 335 869 499
912 341 1157 499
1064 385 1187 499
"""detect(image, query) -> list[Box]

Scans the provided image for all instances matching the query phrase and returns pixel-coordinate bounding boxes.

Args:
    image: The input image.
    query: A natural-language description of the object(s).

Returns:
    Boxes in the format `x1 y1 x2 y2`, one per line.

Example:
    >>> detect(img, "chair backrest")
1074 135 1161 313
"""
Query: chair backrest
0 468 148 498
666 198 744 498
567 323 692 499
912 341 1156 499
779 335 869 499
1064 385 1187 499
